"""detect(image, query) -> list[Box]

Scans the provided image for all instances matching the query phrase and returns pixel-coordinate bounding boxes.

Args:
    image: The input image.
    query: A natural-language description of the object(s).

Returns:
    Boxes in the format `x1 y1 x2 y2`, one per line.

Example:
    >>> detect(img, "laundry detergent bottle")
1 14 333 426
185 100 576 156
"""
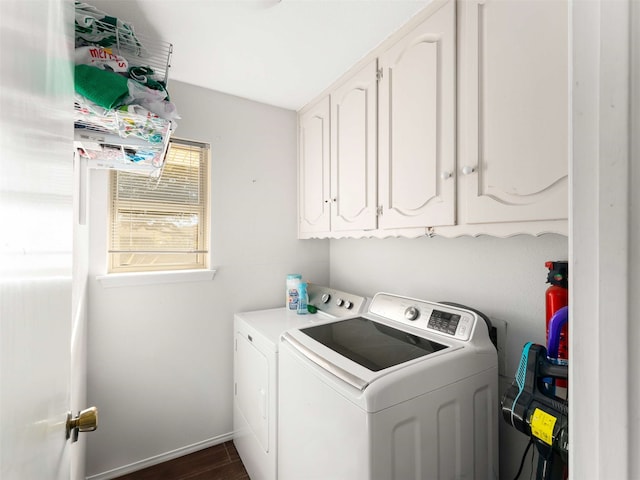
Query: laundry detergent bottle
286 274 302 310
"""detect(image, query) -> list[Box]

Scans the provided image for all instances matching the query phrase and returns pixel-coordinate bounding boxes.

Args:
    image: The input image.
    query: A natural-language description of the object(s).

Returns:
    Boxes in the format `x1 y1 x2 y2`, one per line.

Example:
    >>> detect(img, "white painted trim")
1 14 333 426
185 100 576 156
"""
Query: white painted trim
85 432 234 480
97 268 217 288
299 221 568 239
630 2 640 478
570 0 632 478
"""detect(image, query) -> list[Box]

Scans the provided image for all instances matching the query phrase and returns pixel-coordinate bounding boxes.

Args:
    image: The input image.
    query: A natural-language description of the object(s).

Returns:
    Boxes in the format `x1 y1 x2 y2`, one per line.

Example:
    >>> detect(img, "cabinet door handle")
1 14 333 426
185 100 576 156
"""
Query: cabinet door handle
440 171 452 180
462 165 476 175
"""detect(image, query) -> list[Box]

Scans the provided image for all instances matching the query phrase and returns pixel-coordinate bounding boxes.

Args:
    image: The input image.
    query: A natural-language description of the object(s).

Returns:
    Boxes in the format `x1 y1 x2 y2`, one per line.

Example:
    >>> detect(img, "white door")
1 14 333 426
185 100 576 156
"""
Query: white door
457 0 569 224
0 1 85 479
330 60 378 232
378 0 456 229
298 96 331 236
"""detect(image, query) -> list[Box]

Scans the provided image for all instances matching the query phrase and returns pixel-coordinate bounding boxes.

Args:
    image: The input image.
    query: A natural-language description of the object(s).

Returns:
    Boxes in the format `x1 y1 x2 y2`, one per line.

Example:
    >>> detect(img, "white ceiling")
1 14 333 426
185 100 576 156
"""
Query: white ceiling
86 0 430 110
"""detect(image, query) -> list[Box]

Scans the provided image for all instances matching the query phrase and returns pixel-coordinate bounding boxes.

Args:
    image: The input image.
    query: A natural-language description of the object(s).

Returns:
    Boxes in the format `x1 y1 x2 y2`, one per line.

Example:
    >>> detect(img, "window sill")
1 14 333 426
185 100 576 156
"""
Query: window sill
97 269 217 288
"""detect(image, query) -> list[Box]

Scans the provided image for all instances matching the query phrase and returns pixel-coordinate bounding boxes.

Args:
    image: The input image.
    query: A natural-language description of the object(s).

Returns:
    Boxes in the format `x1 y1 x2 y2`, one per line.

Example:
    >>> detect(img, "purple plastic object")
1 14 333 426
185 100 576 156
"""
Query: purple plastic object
547 306 569 360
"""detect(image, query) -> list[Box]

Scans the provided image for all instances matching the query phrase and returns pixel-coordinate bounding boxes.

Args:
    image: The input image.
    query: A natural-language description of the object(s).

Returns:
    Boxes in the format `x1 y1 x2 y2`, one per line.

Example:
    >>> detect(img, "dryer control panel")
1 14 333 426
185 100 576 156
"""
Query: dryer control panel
368 293 476 341
308 285 368 318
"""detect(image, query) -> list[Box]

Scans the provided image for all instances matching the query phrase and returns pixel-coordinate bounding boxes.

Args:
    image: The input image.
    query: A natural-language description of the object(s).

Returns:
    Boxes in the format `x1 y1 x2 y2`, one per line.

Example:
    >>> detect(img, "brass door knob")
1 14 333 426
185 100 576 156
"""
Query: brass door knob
66 406 98 442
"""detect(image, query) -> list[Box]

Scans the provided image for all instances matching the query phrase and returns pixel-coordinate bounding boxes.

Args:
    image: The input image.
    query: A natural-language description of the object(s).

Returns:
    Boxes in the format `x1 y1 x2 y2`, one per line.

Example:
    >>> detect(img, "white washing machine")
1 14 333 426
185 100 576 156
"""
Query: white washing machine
233 285 367 480
278 292 499 480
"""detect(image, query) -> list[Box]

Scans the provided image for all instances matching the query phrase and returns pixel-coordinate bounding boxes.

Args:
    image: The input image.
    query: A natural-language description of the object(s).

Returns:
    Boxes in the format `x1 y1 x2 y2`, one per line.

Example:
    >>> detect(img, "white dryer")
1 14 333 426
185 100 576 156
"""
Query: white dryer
278 292 499 480
233 285 367 480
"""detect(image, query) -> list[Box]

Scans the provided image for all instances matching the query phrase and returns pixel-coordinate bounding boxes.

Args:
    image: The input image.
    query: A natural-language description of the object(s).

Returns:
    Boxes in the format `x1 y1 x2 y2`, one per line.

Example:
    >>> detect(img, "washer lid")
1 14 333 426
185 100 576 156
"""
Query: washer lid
299 316 448 372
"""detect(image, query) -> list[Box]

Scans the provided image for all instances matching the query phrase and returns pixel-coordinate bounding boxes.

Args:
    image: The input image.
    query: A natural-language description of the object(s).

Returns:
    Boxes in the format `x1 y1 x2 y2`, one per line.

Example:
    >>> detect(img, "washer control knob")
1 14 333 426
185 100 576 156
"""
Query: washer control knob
336 298 345 307
404 306 420 321
344 300 353 310
321 293 331 304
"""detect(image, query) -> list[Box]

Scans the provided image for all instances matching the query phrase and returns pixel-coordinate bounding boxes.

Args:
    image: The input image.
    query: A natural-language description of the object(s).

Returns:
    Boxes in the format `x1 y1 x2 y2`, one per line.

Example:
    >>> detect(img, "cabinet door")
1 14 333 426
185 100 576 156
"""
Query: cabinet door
298 96 331 236
378 0 456 229
330 60 378 232
458 0 569 224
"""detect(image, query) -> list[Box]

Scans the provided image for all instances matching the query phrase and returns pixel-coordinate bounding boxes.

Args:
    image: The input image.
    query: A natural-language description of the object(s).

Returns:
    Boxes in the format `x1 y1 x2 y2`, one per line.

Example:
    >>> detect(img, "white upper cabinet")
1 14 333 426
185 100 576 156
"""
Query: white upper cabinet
297 0 569 238
298 96 330 236
378 0 456 230
331 60 378 232
457 0 569 226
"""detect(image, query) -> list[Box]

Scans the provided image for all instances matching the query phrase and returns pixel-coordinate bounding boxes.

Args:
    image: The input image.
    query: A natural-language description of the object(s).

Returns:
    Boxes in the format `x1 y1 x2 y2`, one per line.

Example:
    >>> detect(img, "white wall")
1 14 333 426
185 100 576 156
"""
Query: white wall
631 4 640 477
85 82 329 478
329 234 568 479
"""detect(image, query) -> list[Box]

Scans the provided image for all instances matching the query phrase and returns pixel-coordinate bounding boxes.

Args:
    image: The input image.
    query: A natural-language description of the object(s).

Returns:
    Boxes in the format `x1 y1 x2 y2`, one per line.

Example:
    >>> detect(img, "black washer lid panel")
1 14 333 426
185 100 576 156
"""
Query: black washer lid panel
300 317 448 372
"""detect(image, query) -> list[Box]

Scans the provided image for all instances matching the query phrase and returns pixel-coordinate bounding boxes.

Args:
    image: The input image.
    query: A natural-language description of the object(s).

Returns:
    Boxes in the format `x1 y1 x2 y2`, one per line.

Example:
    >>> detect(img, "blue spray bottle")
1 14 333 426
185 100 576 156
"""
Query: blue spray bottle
297 282 308 315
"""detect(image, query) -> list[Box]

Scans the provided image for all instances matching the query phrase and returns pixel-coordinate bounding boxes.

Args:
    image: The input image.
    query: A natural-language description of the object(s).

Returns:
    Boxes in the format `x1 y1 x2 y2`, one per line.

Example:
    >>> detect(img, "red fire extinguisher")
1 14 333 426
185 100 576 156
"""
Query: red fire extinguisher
545 261 568 389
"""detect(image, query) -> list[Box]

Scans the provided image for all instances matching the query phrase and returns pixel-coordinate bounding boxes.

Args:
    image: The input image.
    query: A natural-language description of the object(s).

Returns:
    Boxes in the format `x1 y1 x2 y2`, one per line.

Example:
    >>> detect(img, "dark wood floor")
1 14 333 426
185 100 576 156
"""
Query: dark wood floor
114 441 249 480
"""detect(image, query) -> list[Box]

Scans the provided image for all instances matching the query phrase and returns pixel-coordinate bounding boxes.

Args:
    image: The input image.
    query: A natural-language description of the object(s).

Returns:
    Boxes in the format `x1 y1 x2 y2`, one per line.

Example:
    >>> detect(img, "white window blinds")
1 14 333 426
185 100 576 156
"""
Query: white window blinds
109 139 210 273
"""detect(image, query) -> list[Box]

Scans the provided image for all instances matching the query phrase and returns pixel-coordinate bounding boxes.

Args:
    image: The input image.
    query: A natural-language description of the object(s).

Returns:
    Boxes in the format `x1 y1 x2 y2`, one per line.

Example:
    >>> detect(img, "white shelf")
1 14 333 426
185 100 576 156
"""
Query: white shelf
74 12 175 176
74 127 172 176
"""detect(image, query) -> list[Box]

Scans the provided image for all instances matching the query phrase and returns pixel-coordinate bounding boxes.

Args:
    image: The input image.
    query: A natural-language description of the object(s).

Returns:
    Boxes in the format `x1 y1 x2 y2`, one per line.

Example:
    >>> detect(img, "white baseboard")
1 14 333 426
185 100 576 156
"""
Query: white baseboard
86 432 234 480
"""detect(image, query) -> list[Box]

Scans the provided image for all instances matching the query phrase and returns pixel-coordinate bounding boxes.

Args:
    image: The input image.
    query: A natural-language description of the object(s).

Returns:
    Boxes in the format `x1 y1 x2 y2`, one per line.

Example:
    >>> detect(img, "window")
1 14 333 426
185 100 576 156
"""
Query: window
108 139 210 273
